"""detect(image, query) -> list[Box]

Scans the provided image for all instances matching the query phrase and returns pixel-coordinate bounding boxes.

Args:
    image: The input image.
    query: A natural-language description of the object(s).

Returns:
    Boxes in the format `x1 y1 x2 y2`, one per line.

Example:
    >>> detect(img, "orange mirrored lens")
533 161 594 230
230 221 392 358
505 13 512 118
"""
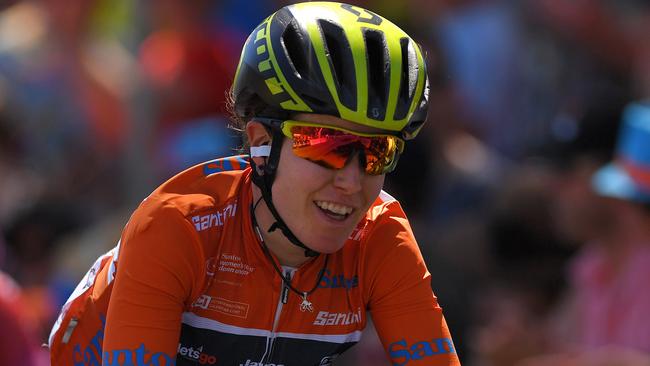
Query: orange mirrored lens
288 126 399 175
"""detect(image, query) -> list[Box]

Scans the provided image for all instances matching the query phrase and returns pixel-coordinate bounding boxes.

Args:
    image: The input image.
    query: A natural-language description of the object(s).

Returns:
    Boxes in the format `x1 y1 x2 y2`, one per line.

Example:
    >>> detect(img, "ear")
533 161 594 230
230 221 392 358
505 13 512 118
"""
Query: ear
246 121 272 167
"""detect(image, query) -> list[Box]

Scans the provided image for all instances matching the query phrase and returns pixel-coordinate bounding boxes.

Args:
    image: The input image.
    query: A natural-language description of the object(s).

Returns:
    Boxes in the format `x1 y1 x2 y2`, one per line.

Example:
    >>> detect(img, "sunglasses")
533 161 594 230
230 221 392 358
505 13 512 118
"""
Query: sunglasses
256 119 405 175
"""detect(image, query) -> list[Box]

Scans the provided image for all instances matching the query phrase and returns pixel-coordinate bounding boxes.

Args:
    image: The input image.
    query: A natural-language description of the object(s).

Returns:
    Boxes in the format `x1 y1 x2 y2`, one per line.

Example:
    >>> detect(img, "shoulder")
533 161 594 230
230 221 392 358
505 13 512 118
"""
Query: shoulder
346 190 417 258
351 192 432 304
363 190 412 239
142 155 251 219
114 156 252 303
121 155 252 254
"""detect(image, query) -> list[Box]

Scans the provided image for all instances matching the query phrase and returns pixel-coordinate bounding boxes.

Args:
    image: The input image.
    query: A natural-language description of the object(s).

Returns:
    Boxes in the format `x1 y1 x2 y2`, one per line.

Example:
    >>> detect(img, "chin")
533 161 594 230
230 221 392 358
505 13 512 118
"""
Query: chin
306 233 349 254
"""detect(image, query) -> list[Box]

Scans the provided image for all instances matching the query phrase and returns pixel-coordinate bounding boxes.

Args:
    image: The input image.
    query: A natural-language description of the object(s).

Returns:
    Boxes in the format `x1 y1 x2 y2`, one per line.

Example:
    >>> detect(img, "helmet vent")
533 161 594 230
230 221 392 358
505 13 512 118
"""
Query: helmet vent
364 29 388 121
282 21 309 79
318 19 356 110
301 93 330 109
394 37 417 120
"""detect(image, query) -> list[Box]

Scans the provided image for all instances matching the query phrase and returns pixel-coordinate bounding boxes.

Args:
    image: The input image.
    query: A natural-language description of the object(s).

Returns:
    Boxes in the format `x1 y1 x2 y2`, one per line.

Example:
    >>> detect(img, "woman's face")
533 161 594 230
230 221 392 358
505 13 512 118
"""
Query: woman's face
551 158 615 243
269 114 386 254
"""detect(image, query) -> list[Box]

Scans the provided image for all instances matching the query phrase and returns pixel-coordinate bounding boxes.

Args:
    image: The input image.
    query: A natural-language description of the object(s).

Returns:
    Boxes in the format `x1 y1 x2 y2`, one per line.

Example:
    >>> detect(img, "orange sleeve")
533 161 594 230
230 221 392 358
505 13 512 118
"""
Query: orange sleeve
364 204 461 366
102 197 205 365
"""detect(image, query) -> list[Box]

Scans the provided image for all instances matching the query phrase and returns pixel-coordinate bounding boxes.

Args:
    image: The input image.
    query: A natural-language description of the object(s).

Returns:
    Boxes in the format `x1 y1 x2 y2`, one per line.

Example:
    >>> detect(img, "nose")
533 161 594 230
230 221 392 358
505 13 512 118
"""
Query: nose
333 152 363 193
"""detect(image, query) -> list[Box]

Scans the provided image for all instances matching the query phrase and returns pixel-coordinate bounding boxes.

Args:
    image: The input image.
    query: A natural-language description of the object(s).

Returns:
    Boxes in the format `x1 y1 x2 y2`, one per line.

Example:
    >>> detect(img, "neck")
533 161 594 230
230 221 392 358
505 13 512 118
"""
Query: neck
251 185 311 267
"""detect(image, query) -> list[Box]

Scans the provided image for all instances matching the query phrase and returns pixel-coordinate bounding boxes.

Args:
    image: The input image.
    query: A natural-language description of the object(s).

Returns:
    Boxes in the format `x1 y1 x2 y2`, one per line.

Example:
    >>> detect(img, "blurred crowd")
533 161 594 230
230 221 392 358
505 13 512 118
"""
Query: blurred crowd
1 0 649 365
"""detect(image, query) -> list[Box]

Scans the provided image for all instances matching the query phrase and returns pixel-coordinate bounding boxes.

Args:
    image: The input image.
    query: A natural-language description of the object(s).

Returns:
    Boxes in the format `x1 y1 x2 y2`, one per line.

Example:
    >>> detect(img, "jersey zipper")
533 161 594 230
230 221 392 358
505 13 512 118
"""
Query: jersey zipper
260 267 294 363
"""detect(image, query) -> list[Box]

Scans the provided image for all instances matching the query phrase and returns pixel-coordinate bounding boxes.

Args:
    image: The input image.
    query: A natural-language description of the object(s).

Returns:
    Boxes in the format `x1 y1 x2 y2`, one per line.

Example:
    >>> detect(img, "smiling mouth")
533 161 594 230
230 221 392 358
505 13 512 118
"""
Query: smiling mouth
314 200 354 221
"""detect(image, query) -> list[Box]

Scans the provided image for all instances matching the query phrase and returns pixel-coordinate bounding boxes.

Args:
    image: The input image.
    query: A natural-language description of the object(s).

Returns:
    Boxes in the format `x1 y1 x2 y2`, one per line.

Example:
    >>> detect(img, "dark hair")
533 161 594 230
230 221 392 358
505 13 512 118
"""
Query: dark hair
225 87 248 151
641 201 650 217
226 86 285 152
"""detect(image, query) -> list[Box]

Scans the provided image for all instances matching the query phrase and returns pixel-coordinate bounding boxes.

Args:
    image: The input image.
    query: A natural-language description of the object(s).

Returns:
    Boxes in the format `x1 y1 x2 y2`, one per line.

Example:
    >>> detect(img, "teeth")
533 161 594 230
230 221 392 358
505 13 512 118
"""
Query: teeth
315 201 353 215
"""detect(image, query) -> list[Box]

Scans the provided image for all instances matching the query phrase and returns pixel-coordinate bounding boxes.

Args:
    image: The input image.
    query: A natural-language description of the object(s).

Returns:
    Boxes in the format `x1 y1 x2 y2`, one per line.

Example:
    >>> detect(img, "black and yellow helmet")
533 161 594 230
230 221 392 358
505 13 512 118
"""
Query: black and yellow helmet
232 1 430 140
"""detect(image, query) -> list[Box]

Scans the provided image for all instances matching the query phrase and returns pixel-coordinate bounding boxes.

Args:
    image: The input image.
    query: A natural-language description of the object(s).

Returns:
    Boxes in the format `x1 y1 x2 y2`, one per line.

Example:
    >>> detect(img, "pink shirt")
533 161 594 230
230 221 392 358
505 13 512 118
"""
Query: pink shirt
570 243 650 352
0 272 39 366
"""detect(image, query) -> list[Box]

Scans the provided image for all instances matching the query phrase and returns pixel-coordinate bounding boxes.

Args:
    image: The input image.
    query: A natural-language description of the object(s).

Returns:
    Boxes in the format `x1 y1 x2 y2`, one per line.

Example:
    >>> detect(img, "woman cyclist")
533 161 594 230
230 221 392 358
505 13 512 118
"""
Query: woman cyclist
49 2 460 365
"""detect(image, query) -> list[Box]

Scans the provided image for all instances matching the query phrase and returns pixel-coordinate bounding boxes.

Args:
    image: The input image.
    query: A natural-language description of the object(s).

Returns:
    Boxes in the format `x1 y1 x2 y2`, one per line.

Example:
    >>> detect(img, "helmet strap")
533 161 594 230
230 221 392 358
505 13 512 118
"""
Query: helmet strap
250 129 320 257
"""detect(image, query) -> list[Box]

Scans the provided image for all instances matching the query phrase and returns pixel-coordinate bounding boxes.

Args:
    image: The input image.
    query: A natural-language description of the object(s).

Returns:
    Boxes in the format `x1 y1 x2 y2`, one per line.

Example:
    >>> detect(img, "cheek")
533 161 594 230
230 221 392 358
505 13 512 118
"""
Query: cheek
363 175 385 203
272 142 328 200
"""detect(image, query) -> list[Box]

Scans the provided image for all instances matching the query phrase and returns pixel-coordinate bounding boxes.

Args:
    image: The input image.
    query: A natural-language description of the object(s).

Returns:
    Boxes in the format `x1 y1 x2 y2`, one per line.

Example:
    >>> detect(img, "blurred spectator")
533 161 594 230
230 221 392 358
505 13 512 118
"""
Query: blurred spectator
206 0 275 38
528 0 650 126
0 0 139 348
400 3 648 361
403 0 637 220
1 0 648 364
471 102 650 365
2 201 88 343
0 0 135 214
3 202 88 285
138 0 242 179
434 0 525 156
463 162 575 365
547 102 650 356
0 107 44 226
532 0 644 75
0 270 47 365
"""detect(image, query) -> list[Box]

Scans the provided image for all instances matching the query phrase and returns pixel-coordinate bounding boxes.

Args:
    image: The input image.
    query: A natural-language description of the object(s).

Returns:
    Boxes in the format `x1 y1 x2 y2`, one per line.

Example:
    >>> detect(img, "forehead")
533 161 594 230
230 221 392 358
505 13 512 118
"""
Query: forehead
293 113 393 134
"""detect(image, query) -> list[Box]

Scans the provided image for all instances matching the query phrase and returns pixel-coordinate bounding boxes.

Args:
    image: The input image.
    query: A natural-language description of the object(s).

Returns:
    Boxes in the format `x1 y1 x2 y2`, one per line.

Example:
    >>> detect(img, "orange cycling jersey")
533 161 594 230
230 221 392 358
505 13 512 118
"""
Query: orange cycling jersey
50 155 460 366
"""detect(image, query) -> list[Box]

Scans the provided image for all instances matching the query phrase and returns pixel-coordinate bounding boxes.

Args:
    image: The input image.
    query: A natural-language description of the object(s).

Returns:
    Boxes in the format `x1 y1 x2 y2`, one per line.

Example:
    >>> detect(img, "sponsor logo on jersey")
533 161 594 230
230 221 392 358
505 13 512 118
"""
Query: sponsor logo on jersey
319 354 339 366
101 344 175 366
191 295 250 318
239 360 285 366
318 269 358 289
191 201 238 232
177 343 218 364
202 156 248 175
215 253 255 276
388 338 456 366
313 308 362 326
71 315 106 366
348 226 366 241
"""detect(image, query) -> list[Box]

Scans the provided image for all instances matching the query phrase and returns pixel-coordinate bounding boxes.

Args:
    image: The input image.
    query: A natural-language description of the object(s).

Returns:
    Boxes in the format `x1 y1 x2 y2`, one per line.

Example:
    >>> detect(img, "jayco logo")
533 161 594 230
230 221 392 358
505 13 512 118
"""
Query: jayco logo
178 343 217 364
239 360 285 366
191 201 237 232
388 338 456 366
318 270 358 289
